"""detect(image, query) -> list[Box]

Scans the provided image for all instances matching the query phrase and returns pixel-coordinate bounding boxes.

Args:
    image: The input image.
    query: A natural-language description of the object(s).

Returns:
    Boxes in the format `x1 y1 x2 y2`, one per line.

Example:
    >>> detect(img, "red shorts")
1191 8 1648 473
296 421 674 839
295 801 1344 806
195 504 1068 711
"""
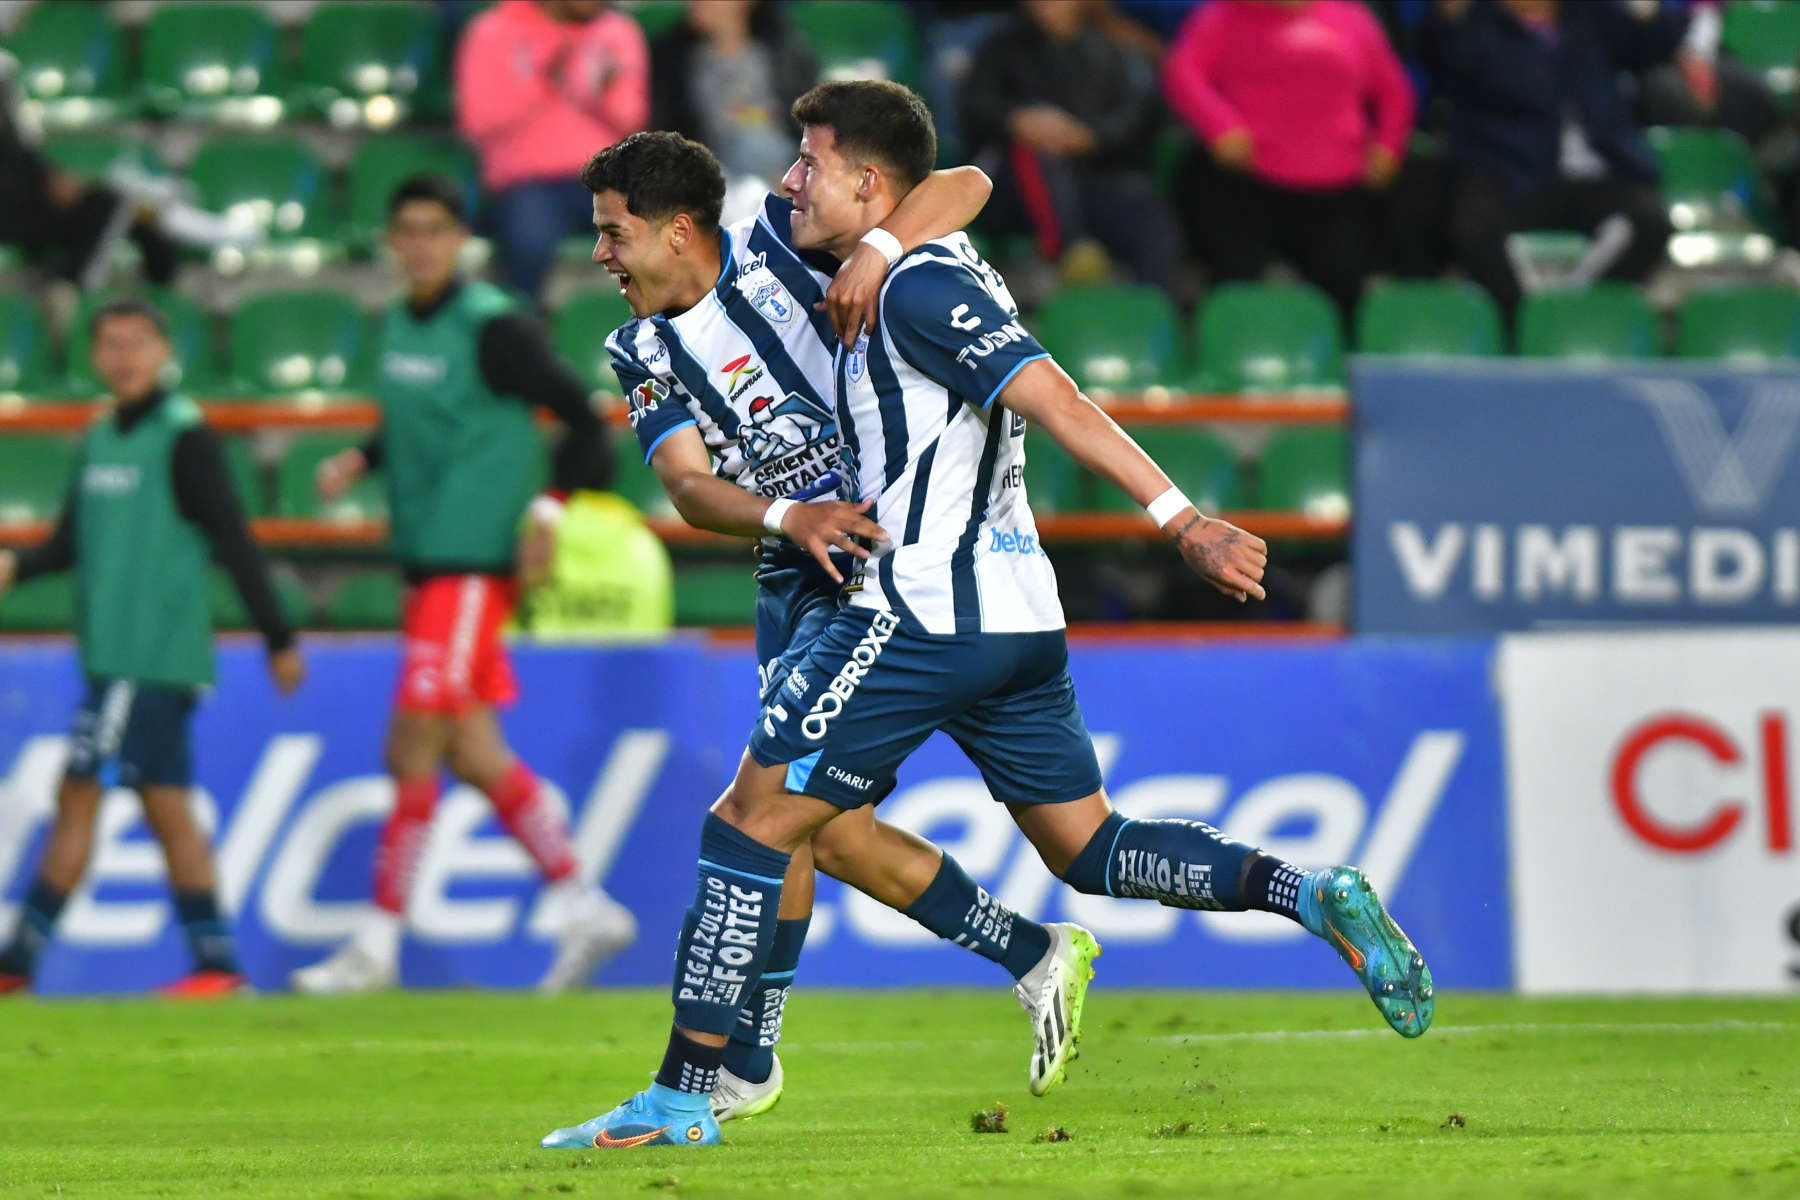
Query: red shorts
396 575 519 714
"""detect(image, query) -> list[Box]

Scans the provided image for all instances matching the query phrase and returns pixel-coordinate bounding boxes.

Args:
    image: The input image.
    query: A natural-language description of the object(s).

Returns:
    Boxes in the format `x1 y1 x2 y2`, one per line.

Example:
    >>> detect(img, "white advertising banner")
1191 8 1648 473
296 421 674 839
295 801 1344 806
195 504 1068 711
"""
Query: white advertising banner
1499 631 1800 993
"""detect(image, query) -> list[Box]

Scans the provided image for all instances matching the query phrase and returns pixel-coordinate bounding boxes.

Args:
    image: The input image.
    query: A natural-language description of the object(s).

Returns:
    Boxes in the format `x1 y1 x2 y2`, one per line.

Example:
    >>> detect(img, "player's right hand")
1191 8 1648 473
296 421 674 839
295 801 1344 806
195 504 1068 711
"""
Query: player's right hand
0 549 15 599
315 447 366 502
1167 512 1268 603
780 499 888 584
268 645 306 695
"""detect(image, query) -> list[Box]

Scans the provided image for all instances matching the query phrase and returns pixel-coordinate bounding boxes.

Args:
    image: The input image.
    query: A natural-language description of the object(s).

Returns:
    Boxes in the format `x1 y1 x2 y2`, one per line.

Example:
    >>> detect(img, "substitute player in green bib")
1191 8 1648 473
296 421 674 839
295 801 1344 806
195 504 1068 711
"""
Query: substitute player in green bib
291 175 635 994
0 298 306 997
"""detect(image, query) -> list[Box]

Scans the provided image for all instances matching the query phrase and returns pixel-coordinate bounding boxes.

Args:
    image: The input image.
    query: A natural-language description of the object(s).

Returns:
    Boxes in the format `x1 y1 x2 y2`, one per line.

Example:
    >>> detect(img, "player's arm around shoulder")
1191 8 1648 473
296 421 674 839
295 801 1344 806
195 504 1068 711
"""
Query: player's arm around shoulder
996 359 1269 603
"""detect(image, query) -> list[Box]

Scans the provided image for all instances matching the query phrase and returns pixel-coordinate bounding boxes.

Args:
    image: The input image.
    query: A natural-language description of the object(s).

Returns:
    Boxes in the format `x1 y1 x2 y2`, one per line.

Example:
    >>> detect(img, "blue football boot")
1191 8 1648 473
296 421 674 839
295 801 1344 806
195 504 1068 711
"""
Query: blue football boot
540 1089 721 1150
1298 866 1434 1038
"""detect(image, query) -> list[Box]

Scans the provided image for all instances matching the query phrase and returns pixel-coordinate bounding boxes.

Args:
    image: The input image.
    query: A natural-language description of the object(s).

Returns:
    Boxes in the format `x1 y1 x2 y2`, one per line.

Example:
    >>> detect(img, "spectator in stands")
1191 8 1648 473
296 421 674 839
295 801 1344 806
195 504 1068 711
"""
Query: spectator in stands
650 1 817 186
960 0 1185 294
1422 0 1683 320
455 1 648 302
1163 0 1415 320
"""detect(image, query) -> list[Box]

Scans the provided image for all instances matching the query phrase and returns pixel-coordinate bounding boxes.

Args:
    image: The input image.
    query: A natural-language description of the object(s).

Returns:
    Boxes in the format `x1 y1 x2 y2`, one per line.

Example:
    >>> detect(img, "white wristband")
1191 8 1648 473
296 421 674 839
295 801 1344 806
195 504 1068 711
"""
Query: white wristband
860 227 904 268
1146 486 1193 528
763 497 796 535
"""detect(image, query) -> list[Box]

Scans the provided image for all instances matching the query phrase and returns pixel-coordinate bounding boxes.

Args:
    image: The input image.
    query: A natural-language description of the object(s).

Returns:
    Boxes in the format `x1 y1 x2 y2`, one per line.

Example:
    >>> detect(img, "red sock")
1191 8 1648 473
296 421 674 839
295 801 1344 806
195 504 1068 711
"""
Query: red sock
373 776 440 915
485 761 577 882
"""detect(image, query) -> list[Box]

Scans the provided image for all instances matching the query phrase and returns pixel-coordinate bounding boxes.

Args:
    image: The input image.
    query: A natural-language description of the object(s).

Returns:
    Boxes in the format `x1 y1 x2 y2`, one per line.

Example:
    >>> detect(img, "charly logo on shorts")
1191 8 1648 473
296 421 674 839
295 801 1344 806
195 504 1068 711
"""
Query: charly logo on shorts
802 610 900 740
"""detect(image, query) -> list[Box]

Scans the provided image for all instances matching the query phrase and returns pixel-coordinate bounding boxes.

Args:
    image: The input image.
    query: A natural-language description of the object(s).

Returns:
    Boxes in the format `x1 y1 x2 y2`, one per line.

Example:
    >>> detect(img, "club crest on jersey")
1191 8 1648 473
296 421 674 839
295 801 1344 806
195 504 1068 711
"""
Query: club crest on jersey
846 334 868 384
740 266 794 326
627 377 669 427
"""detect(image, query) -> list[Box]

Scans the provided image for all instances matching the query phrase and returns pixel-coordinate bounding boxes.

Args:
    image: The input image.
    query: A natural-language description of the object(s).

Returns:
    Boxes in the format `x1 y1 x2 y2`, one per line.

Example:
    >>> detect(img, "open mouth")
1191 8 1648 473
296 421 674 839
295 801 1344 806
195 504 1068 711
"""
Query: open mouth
611 270 633 294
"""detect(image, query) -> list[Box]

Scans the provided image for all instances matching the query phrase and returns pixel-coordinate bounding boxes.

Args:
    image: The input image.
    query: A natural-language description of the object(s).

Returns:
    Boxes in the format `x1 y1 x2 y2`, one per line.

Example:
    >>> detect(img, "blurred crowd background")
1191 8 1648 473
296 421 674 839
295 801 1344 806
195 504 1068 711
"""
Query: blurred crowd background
4 0 1800 633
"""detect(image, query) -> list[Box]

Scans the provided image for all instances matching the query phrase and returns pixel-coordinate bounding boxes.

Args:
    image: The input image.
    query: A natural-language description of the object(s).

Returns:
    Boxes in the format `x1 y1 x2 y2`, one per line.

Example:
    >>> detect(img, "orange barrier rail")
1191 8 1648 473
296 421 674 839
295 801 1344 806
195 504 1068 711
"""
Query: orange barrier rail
0 395 1349 433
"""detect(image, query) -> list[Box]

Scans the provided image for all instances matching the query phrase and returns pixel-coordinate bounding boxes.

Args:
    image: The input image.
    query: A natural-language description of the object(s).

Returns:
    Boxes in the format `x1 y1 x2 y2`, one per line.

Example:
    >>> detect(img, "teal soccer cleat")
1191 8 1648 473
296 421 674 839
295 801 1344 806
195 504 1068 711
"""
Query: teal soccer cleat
540 1090 721 1150
1298 866 1434 1038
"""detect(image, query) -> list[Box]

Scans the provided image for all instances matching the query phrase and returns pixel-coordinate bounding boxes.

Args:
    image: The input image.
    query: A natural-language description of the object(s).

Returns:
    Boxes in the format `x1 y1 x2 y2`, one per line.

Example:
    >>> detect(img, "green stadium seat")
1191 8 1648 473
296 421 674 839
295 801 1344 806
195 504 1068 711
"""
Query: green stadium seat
1257 426 1349 519
1193 282 1344 394
791 0 919 86
210 567 312 631
298 1 442 129
346 135 479 247
5 0 134 126
611 433 674 515
1033 285 1181 393
1023 427 1084 514
40 133 164 182
0 573 76 631
229 290 370 397
0 294 53 398
276 433 388 521
1094 427 1246 514
64 289 215 397
221 436 266 516
141 2 287 122
554 289 636 396
1356 281 1502 357
674 562 760 626
1676 285 1800 361
622 1 688 41
1649 126 1770 233
327 570 404 629
1723 1 1800 103
188 136 334 243
1516 285 1661 360
0 435 76 521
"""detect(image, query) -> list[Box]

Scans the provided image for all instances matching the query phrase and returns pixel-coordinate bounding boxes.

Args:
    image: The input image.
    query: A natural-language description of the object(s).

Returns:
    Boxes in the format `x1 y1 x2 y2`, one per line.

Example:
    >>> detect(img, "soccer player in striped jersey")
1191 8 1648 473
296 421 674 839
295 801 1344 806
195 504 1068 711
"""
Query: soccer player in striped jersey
540 85 1431 1153
575 132 1098 1125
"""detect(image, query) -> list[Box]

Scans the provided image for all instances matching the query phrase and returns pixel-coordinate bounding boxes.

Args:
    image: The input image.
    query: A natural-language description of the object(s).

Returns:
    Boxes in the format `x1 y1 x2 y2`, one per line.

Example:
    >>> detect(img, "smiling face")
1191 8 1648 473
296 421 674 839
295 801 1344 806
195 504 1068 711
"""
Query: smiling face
780 125 872 257
591 189 691 318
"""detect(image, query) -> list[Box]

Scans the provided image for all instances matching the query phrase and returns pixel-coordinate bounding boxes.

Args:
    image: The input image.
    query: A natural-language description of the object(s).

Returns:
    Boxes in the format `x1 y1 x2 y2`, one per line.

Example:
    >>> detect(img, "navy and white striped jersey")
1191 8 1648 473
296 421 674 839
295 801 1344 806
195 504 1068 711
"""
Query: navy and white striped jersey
608 194 845 503
838 233 1064 635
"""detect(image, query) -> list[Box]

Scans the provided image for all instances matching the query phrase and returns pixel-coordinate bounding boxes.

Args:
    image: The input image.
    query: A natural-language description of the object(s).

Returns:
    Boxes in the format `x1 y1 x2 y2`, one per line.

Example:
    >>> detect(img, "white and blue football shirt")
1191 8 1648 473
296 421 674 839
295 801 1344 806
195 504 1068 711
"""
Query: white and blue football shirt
837 234 1065 635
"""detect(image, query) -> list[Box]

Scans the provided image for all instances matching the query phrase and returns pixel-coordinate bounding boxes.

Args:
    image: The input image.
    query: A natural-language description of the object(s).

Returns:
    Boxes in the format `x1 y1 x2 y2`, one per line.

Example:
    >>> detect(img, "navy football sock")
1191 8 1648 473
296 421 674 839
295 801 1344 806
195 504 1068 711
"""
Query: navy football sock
671 813 790 1037
174 890 240 974
904 853 1051 981
0 878 67 976
1063 811 1297 916
722 915 808 1085
653 1029 727 1105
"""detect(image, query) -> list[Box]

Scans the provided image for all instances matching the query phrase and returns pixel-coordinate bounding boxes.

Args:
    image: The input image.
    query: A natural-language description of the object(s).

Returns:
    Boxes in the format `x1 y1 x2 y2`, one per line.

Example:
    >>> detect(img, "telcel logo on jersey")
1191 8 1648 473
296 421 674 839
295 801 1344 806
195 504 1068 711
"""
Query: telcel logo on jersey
803 610 901 740
988 527 1048 557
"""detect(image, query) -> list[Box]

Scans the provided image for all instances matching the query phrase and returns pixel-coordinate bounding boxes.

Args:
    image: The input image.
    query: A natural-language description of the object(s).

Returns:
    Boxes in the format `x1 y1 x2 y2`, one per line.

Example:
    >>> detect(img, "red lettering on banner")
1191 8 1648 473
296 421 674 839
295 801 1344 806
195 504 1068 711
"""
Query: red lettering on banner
1763 713 1793 852
1610 715 1745 853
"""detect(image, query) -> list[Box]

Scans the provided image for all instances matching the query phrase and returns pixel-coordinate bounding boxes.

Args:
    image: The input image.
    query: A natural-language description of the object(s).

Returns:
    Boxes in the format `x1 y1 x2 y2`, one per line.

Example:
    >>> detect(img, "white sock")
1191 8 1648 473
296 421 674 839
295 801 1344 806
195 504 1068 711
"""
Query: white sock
350 909 404 966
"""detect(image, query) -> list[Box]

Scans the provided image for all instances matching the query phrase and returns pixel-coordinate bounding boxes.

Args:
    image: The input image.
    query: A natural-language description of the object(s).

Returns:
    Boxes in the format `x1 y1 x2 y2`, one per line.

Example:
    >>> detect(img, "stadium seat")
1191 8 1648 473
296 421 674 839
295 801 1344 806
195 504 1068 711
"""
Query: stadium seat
1723 1 1800 104
276 433 388 521
1355 281 1502 357
791 0 919 86
229 290 371 397
1676 285 1800 361
1032 284 1182 393
5 0 134 126
1094 427 1246 514
1193 282 1344 393
141 2 287 122
1649 126 1770 233
187 136 334 243
221 436 267 516
40 133 163 182
611 433 674 515
64 289 216 396
1023 427 1084 514
327 569 403 629
0 435 77 521
674 562 760 626
0 293 54 398
0 573 76 631
210 567 312 630
554 289 636 396
1257 426 1349 519
346 135 479 247
1516 285 1661 360
297 1 441 128
623 0 687 41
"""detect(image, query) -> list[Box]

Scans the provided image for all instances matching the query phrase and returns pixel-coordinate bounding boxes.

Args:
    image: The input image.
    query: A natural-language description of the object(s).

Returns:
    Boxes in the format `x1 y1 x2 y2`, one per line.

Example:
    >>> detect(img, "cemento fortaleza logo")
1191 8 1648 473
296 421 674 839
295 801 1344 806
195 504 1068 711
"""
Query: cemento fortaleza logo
802 610 900 740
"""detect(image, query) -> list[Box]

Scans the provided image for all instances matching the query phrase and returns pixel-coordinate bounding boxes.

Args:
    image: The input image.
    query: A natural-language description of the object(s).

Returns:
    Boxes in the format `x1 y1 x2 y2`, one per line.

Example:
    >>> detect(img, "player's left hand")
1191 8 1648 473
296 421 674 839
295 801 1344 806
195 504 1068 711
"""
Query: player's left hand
517 496 563 590
268 645 306 695
780 499 888 584
821 241 889 346
1166 512 1268 603
0 549 14 599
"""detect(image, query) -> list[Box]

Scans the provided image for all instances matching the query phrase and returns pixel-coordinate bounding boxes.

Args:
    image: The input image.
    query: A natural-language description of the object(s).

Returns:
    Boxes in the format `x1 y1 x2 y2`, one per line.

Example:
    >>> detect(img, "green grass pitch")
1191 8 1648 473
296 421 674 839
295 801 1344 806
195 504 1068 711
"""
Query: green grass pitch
3 989 1796 1198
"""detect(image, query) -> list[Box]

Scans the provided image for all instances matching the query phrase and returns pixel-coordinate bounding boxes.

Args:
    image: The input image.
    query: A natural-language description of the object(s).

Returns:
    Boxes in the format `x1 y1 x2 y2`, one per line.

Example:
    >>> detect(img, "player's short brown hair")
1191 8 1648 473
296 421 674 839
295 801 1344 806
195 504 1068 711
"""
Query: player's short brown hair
791 80 936 193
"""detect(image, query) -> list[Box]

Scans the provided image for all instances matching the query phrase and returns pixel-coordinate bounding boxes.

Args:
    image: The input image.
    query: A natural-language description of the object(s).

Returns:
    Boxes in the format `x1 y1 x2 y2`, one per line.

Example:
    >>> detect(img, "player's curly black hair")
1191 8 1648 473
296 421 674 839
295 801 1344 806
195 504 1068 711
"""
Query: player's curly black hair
579 131 725 233
791 80 936 193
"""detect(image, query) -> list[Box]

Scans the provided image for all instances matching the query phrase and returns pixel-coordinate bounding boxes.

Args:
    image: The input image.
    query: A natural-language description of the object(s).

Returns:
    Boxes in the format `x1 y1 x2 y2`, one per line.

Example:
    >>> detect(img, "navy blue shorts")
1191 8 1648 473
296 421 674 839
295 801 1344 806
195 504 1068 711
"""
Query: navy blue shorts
64 678 198 788
747 605 1104 809
754 549 843 709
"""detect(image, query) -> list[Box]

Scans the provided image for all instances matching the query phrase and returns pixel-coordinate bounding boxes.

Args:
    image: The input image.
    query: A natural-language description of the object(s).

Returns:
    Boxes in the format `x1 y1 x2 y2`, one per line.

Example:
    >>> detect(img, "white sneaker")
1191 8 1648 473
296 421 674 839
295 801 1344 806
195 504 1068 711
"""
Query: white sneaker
537 888 637 993
1013 922 1102 1097
712 1053 783 1122
289 942 397 995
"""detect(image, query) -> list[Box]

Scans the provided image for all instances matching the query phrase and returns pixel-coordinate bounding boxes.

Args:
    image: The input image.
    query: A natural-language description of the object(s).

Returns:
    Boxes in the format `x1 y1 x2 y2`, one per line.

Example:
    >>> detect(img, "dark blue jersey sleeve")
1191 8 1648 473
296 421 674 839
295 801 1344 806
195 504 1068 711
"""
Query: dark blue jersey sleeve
612 339 695 463
880 257 1049 408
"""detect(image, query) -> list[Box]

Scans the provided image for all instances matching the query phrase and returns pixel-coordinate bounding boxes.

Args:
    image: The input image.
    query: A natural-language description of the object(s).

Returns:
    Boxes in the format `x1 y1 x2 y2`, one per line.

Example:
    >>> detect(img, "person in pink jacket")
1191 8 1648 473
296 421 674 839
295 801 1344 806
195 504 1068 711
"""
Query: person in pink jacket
456 0 649 301
1162 0 1414 319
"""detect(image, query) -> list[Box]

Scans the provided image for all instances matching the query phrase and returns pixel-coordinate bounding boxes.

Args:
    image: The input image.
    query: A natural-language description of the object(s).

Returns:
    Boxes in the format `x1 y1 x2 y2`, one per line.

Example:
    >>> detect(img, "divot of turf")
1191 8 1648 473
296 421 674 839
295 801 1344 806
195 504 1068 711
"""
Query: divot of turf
970 1104 1010 1134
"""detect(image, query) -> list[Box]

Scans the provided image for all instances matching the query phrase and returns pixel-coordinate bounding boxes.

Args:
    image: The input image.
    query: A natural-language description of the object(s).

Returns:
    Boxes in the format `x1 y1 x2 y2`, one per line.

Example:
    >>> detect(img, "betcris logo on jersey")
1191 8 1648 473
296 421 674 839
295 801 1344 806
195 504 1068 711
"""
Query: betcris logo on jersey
0 638 1510 993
